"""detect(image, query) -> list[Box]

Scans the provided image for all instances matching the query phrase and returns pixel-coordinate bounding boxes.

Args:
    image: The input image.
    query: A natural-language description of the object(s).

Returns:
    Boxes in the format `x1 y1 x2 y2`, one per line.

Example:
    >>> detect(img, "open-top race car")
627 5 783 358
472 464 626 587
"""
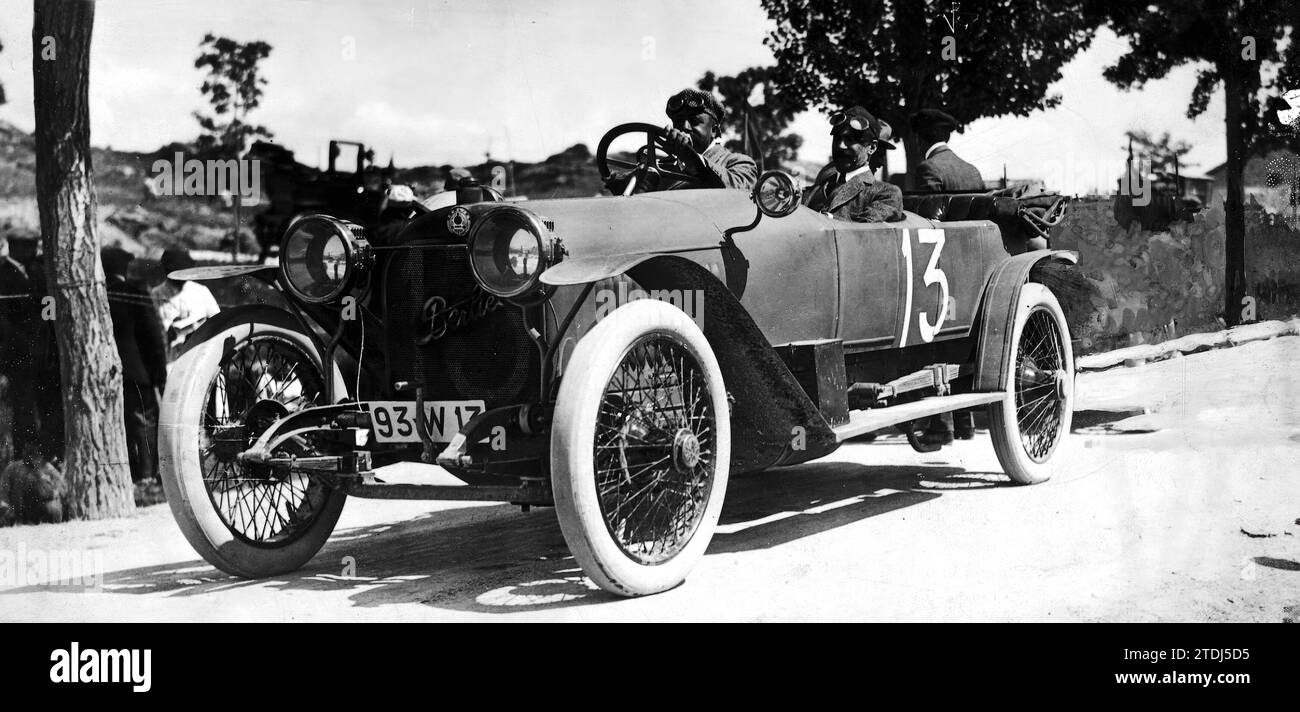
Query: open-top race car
159 123 1080 596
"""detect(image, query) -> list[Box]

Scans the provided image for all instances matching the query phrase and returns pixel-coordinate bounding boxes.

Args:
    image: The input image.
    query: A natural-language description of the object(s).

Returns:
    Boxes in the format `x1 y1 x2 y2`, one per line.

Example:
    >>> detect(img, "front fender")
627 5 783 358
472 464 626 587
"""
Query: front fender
168 264 276 282
174 303 355 402
541 253 664 286
973 249 1079 392
176 305 320 360
624 255 839 474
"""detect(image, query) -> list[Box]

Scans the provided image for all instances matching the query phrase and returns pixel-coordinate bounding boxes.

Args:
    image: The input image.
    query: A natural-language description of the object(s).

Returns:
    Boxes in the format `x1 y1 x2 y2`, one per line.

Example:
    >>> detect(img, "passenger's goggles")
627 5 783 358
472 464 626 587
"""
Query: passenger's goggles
829 112 876 136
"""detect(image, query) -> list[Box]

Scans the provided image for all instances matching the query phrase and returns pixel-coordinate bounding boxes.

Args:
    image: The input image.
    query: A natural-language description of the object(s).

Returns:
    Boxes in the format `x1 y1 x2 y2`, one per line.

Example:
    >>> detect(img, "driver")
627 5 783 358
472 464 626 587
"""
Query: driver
604 88 757 194
803 106 904 222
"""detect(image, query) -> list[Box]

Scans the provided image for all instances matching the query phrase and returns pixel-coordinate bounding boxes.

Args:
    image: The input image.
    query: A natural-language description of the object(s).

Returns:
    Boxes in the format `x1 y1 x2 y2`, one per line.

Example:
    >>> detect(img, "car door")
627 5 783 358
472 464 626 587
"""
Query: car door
728 207 840 346
832 218 905 348
836 216 1001 351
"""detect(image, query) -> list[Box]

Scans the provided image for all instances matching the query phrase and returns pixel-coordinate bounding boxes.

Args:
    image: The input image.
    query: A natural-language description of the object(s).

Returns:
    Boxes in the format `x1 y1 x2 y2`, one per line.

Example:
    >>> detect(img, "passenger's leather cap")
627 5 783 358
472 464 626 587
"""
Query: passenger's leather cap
910 108 961 133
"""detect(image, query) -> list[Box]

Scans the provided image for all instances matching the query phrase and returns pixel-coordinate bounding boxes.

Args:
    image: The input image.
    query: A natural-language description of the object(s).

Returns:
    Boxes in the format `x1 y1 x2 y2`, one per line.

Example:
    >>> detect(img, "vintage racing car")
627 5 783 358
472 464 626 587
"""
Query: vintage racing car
159 123 1080 596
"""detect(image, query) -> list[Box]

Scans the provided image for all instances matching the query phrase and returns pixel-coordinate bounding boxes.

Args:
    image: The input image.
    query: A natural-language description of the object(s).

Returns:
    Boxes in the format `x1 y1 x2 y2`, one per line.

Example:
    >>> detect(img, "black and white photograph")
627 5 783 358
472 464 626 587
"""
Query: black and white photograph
0 0 1298 653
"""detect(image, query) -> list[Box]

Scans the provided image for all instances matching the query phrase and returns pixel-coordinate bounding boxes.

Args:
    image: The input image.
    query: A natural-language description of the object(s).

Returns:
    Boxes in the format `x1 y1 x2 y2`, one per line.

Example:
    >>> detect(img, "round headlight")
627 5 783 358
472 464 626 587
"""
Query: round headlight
467 208 554 300
279 215 371 303
754 170 800 218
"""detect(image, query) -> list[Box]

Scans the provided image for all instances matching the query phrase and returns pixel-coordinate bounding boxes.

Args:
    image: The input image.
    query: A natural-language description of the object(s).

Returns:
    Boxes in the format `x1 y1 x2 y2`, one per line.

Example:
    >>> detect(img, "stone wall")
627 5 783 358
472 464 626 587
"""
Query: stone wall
1049 196 1300 353
1051 198 1226 353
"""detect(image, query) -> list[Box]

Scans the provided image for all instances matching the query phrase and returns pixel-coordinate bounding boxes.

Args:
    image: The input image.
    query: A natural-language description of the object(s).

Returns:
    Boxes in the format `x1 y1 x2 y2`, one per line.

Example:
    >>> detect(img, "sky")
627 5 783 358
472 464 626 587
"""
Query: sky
0 0 1235 194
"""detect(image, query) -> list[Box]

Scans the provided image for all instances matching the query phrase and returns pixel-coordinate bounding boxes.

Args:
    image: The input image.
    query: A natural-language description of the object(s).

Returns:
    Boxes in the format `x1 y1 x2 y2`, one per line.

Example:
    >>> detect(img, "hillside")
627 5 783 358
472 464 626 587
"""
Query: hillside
0 121 609 262
390 143 606 199
1 121 237 258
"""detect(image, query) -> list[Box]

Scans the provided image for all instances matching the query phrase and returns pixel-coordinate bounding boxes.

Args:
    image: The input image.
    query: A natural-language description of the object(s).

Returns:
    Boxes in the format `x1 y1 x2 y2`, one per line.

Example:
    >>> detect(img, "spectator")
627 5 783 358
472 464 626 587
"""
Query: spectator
103 247 168 483
150 248 220 359
0 235 40 462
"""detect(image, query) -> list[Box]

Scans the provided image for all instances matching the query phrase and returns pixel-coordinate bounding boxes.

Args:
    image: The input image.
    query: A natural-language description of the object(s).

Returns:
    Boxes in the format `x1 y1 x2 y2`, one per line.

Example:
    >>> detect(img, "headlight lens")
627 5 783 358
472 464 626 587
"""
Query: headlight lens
468 209 553 299
507 228 541 278
754 170 800 218
279 215 370 303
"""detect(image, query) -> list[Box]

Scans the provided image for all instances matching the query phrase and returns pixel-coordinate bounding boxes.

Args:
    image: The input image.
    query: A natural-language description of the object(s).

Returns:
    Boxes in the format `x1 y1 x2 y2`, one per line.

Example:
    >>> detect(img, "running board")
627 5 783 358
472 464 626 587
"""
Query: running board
339 480 552 505
833 392 1004 442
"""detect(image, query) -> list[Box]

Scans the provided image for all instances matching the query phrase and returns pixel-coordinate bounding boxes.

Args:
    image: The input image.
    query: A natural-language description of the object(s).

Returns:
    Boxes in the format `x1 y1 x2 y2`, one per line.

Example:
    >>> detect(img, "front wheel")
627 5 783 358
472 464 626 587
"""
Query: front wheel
551 299 730 596
988 282 1075 484
158 316 349 577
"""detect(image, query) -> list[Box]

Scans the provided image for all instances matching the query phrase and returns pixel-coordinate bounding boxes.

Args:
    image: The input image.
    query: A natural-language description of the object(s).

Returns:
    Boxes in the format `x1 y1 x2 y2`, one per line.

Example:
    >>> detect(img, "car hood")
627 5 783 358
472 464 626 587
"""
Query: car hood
525 190 758 257
520 190 760 285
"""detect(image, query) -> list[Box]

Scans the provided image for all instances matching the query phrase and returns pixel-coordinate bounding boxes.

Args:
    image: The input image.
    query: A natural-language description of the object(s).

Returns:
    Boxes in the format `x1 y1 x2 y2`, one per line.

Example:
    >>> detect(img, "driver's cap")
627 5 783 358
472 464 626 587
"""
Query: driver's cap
666 88 724 122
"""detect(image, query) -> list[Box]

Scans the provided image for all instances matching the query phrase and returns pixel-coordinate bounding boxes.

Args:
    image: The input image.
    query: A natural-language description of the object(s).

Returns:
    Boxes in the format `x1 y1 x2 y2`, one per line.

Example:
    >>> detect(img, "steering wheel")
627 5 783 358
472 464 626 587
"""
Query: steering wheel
596 122 716 195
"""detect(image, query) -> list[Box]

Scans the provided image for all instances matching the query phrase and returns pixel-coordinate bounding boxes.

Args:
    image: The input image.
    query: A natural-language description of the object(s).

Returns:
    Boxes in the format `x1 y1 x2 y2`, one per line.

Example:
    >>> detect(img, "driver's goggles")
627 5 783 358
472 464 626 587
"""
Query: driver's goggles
667 94 706 112
666 94 718 118
829 111 872 131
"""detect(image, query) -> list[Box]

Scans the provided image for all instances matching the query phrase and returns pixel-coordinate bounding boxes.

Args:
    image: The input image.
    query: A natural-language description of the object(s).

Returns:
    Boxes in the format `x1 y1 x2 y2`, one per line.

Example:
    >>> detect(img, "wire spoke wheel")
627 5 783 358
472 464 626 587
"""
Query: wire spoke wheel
200 335 332 547
552 299 730 596
594 335 716 565
160 315 348 578
1013 308 1068 462
988 282 1074 485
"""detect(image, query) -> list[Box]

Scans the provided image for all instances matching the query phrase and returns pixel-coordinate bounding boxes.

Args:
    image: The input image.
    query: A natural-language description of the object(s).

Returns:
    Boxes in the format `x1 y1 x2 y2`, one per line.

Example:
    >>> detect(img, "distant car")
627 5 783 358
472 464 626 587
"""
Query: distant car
249 140 390 261
159 122 1081 597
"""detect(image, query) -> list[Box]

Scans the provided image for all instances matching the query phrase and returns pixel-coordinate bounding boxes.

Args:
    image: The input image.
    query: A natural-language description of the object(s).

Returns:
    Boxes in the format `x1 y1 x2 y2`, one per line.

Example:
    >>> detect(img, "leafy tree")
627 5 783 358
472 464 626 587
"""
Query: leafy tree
193 33 273 158
1123 129 1195 175
697 66 803 171
33 0 134 518
1084 1 1300 325
761 0 1096 183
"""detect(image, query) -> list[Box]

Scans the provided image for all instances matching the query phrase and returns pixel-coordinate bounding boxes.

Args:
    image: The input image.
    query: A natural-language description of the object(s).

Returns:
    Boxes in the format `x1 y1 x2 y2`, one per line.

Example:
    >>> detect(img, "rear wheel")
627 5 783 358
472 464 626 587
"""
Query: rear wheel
159 319 348 577
988 283 1074 484
551 299 730 596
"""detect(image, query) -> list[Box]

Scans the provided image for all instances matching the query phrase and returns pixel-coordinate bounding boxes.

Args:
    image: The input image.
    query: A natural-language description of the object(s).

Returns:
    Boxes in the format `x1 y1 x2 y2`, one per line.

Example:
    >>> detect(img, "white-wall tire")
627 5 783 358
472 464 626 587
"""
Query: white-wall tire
551 299 730 596
988 283 1075 485
159 319 348 577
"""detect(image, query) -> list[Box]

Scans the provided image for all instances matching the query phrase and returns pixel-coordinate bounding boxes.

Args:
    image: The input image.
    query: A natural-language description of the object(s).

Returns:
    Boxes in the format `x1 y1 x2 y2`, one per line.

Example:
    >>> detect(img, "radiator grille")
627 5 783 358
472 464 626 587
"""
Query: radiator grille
384 245 539 407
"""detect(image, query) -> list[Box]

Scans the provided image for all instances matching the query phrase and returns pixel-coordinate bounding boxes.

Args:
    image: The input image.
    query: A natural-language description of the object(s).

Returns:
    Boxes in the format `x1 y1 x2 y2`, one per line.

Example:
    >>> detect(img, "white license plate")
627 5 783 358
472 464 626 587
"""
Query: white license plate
368 400 486 444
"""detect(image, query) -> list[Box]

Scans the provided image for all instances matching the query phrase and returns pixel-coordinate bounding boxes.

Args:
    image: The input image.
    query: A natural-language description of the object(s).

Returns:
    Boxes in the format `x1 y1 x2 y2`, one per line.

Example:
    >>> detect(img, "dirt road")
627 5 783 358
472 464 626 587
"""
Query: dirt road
3 336 1298 622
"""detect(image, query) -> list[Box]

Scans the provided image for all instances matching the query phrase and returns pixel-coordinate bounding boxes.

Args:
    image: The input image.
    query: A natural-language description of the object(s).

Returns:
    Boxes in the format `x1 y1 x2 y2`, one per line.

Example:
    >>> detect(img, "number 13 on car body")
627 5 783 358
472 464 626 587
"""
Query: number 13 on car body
898 228 950 347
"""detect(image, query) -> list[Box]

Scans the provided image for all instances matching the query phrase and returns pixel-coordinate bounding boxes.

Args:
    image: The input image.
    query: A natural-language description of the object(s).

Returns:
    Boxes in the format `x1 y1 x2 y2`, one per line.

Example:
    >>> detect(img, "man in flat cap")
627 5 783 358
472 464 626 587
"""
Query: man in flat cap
909 109 984 444
605 88 758 194
803 106 905 223
103 246 169 483
909 108 985 192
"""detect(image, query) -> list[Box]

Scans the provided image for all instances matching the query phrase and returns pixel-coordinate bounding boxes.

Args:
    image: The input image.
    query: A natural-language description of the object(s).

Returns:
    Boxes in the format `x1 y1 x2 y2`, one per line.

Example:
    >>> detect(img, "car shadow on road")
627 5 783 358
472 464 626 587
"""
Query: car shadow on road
5 460 1006 616
706 461 952 554
1071 408 1152 434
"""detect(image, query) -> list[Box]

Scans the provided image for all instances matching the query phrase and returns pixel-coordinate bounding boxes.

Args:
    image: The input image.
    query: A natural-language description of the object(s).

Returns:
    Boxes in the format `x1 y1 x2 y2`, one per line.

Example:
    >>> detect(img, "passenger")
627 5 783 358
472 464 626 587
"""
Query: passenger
803 106 904 223
869 118 898 180
909 108 984 192
605 88 758 194
909 109 983 444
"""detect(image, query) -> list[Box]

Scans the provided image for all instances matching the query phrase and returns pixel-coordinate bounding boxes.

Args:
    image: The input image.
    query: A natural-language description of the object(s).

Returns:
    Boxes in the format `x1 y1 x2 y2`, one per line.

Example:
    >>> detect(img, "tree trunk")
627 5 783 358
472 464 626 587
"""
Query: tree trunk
1221 58 1247 326
899 127 921 191
32 0 134 518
